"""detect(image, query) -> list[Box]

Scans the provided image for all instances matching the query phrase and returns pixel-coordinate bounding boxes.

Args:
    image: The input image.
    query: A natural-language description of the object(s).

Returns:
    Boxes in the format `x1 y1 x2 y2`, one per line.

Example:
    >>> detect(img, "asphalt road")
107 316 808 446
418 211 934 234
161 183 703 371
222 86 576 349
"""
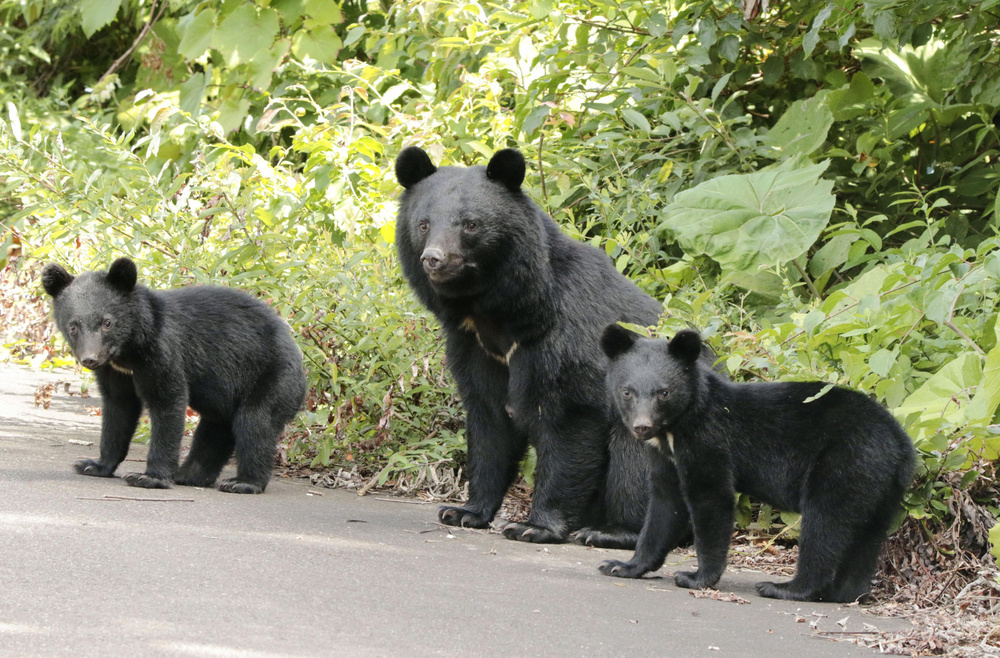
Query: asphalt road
0 365 911 657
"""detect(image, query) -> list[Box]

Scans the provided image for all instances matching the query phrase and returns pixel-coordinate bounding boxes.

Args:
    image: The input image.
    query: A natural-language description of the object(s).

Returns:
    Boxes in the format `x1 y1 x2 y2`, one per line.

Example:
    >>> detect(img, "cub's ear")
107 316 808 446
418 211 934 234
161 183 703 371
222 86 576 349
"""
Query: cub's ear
107 257 138 292
486 148 525 191
668 329 702 363
41 264 74 298
395 146 437 189
601 323 641 359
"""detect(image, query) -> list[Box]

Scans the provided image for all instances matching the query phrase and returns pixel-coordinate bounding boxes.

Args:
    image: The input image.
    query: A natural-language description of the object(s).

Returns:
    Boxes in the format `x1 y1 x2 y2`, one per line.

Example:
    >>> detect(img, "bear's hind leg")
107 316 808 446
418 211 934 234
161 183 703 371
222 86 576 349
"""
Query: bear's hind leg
826 530 883 603
175 418 235 488
756 508 847 602
827 502 898 602
220 408 278 494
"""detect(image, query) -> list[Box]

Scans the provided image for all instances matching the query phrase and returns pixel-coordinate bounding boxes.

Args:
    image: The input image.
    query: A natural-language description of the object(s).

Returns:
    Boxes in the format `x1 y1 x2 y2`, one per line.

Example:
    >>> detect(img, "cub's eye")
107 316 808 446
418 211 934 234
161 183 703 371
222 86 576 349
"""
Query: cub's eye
463 220 478 232
68 324 78 336
657 389 670 400
102 318 113 330
417 220 429 232
622 388 632 399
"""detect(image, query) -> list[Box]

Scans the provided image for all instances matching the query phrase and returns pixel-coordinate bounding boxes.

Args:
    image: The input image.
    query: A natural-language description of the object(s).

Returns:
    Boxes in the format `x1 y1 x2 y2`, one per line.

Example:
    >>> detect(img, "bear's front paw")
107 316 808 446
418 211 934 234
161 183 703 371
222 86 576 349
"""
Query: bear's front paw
598 559 648 579
73 459 117 478
501 521 565 544
674 570 719 590
219 478 265 494
755 581 801 600
121 472 173 489
438 506 491 529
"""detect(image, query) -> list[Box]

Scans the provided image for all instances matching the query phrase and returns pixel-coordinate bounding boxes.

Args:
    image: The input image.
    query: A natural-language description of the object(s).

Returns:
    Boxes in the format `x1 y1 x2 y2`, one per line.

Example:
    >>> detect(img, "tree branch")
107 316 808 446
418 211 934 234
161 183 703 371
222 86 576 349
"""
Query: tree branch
96 0 167 87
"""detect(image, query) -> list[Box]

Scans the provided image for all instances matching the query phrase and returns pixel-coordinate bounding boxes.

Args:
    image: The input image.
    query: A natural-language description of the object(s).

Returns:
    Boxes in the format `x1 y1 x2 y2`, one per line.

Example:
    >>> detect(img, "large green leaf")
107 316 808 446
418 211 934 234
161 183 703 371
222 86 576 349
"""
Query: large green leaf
762 92 833 159
291 26 342 64
213 5 279 67
964 313 1000 424
659 162 836 288
894 352 982 426
80 0 122 38
177 9 216 60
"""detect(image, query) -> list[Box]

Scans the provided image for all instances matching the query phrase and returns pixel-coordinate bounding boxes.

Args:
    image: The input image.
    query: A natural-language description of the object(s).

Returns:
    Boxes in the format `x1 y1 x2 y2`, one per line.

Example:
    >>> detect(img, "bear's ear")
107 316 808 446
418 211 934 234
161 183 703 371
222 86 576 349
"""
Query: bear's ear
601 323 640 359
41 264 74 298
395 146 437 189
107 257 138 292
668 329 702 363
486 149 525 191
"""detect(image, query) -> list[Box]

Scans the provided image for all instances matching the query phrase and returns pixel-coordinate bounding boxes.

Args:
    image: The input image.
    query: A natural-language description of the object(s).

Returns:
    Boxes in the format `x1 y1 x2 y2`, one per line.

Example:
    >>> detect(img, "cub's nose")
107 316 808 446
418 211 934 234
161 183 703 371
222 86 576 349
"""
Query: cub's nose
421 247 445 271
631 421 654 439
80 357 100 370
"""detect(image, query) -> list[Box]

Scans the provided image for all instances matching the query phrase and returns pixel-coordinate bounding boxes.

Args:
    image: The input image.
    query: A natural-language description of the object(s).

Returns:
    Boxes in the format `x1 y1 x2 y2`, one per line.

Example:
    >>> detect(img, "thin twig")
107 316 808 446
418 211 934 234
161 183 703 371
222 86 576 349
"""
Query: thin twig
96 0 167 86
944 285 986 355
537 130 548 208
76 495 195 502
373 496 431 505
791 258 821 300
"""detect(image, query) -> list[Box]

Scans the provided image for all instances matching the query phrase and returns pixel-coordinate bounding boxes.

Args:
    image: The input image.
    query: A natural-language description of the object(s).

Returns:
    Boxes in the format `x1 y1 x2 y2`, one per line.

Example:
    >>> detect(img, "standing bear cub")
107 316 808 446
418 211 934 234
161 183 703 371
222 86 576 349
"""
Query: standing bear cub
395 146 688 548
598 325 915 602
42 257 307 493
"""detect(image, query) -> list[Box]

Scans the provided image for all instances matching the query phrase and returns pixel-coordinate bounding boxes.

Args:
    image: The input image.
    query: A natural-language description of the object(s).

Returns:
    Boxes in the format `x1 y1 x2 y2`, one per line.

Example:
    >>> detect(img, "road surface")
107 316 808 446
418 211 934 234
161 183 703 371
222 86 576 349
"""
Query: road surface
0 365 910 656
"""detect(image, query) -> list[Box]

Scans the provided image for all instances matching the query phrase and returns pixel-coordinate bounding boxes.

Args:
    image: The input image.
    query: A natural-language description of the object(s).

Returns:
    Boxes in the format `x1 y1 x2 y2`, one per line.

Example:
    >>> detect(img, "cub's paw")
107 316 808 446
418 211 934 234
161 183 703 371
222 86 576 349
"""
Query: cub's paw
174 474 217 488
598 559 648 579
501 522 565 544
438 506 491 529
73 459 117 478
174 466 218 488
219 478 265 494
674 570 718 590
121 472 172 489
755 581 813 601
572 527 637 550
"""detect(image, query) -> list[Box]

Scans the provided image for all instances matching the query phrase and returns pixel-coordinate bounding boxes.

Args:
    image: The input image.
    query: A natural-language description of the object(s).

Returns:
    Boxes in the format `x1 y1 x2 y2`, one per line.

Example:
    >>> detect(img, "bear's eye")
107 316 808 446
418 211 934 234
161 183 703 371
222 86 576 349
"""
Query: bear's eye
657 389 670 400
417 220 429 232
102 318 113 330
67 323 79 336
622 388 632 399
463 220 478 232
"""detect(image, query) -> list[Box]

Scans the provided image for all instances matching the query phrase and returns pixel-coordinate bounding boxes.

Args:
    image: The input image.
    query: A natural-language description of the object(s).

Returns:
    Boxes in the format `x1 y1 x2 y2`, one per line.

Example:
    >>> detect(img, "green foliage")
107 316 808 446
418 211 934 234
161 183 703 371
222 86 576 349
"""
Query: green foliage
660 161 836 294
1 0 998 565
992 523 1000 574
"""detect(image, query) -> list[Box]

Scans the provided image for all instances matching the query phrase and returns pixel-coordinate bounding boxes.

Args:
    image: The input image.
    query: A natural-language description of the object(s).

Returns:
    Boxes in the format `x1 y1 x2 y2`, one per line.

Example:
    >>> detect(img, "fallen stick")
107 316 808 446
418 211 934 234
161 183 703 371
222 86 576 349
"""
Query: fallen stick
373 496 430 505
76 495 195 502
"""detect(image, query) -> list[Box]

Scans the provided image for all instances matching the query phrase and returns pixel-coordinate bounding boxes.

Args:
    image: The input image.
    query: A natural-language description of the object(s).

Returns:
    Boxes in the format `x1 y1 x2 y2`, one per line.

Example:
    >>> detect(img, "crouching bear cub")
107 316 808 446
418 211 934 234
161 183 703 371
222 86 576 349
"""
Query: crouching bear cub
598 325 915 602
42 257 307 493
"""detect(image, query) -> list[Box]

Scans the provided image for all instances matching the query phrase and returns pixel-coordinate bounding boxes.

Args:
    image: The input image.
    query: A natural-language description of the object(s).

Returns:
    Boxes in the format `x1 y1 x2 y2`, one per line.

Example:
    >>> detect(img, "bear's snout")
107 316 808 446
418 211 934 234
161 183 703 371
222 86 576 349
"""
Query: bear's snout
75 331 107 370
631 420 655 440
420 246 445 270
420 247 463 282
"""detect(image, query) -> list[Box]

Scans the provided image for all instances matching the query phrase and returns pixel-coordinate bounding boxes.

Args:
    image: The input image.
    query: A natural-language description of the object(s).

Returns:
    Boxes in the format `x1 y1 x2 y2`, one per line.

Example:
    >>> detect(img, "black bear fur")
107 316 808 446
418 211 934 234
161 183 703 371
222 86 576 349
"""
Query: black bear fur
598 324 915 602
42 257 307 494
394 146 688 548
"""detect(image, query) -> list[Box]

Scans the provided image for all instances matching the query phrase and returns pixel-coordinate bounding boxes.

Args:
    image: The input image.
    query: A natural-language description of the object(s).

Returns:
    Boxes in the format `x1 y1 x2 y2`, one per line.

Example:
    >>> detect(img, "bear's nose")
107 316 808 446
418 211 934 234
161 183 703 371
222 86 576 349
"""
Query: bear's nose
80 357 100 370
631 422 653 439
421 247 445 271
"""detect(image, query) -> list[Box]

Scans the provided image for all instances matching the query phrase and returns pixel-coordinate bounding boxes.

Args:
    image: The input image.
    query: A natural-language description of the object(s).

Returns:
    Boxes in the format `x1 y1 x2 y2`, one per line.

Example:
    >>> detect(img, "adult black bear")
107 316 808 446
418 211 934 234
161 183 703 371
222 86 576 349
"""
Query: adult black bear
41 257 306 494
395 146 687 547
598 324 915 602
